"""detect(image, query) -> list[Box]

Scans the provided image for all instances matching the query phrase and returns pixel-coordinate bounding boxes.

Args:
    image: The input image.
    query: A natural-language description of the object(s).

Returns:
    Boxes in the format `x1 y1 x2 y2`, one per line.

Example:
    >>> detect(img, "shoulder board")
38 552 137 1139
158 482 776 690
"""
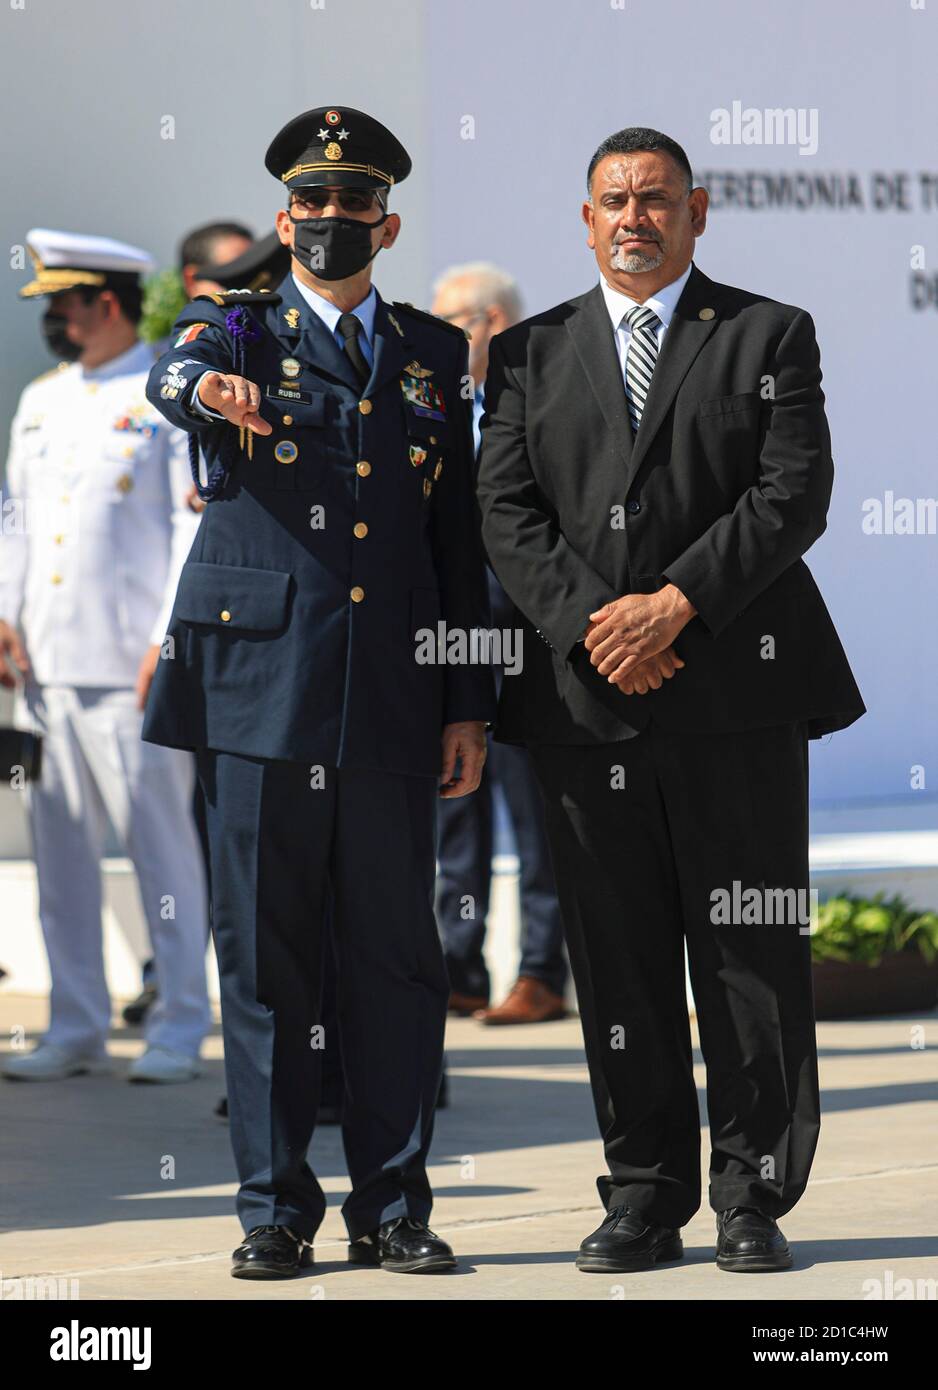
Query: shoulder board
392 301 472 341
194 288 283 307
28 361 71 387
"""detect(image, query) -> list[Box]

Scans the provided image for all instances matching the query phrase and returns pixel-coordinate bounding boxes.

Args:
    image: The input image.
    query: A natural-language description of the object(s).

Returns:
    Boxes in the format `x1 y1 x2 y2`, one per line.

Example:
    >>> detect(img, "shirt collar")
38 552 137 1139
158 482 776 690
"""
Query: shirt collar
599 261 693 334
291 273 377 346
80 339 152 381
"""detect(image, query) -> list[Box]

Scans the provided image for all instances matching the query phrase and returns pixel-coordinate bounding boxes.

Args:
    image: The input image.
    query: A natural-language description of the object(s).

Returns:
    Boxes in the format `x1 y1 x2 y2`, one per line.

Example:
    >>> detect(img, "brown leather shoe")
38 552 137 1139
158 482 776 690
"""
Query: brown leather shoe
448 990 489 1016
474 976 567 1025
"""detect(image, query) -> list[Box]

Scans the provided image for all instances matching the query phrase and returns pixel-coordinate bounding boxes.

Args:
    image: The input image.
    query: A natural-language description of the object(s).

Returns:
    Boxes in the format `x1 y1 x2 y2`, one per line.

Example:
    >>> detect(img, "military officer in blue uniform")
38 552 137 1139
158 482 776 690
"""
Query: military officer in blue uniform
143 106 497 1277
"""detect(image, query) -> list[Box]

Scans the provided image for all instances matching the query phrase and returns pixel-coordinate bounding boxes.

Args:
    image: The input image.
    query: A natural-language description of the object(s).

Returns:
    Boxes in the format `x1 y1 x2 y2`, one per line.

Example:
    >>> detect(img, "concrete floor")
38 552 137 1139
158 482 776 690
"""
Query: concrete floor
1 991 936 1301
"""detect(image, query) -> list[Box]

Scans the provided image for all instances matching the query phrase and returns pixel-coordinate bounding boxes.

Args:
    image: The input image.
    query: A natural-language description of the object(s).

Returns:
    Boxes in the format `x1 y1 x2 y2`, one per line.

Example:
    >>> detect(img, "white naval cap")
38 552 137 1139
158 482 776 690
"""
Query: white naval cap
20 228 155 299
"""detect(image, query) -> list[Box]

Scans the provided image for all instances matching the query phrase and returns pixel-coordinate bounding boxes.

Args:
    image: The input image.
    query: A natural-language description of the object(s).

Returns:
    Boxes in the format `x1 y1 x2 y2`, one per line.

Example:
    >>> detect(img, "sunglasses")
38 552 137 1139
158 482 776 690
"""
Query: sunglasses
291 188 385 215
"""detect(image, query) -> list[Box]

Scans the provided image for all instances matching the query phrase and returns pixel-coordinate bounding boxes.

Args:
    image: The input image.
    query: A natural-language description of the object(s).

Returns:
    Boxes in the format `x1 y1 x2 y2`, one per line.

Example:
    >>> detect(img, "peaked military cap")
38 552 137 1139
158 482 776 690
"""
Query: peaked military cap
264 106 411 192
20 228 154 299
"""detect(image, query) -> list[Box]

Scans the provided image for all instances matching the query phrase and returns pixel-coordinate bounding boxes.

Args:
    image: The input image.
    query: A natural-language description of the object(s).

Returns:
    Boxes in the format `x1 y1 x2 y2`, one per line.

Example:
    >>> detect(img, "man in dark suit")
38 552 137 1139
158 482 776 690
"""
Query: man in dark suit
143 106 496 1277
477 126 864 1275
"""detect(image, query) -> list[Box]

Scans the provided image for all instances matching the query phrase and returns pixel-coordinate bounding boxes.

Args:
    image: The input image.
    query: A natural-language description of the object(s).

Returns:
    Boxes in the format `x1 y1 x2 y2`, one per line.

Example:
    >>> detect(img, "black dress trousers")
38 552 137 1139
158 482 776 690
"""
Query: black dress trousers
527 721 819 1229
195 750 449 1242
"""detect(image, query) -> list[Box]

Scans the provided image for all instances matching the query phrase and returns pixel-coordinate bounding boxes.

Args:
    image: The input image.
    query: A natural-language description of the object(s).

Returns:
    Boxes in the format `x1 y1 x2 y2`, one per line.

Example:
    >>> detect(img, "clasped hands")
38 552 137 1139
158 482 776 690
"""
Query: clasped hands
583 584 696 695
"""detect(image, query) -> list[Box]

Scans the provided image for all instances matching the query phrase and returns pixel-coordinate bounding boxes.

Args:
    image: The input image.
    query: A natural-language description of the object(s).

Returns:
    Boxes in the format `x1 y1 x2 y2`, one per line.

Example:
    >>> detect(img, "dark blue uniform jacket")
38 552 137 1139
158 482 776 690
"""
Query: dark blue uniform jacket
141 274 497 775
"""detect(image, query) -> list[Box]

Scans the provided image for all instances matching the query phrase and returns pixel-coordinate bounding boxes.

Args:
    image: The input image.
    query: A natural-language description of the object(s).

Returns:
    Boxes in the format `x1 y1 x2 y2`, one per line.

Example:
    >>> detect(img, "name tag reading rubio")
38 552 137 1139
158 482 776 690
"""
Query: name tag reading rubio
401 373 446 421
266 385 313 403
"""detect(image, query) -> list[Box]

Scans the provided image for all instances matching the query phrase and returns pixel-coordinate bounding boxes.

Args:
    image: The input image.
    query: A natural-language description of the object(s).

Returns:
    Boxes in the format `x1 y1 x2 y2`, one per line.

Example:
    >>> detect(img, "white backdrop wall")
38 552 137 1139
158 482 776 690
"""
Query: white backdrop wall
1 0 935 813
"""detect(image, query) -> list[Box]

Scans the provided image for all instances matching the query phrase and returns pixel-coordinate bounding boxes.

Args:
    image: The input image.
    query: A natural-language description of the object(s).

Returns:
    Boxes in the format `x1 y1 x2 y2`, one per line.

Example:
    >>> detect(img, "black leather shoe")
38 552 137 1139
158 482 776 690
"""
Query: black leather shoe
348 1217 456 1273
716 1207 792 1272
122 985 158 1025
231 1225 314 1279
576 1205 683 1273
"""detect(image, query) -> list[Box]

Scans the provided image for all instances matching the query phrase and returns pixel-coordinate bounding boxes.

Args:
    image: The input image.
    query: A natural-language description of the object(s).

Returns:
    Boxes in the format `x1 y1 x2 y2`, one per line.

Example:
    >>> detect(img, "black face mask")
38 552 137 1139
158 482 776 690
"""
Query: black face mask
41 311 82 362
289 211 388 281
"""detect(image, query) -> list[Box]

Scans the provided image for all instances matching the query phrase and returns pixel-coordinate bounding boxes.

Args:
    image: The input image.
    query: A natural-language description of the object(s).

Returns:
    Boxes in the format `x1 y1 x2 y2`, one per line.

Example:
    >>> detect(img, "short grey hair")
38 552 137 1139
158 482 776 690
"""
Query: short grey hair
432 261 522 325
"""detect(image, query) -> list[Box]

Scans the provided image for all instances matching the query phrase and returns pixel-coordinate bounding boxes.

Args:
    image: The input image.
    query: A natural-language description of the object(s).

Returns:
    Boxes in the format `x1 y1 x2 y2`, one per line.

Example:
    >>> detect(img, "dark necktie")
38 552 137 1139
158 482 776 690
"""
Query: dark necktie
337 312 370 387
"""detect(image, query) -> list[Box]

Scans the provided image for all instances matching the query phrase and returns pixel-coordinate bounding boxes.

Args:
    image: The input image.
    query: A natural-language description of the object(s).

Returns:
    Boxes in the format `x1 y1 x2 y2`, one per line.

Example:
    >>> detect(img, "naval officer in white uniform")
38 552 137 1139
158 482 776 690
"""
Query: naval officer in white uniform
0 230 210 1083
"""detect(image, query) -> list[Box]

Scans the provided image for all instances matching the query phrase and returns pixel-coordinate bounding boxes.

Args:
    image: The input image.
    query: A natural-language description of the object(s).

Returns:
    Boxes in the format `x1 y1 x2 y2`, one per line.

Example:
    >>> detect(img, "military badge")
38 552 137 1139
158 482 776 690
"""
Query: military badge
274 441 298 464
409 444 427 468
404 361 434 379
387 311 405 338
174 323 208 346
324 142 343 162
284 308 300 330
401 374 446 421
281 357 302 379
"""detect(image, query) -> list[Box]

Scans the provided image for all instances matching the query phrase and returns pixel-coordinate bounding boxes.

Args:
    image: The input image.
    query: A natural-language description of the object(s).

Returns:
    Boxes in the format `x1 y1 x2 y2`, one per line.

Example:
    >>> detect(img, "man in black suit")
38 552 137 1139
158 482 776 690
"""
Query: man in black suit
476 127 864 1275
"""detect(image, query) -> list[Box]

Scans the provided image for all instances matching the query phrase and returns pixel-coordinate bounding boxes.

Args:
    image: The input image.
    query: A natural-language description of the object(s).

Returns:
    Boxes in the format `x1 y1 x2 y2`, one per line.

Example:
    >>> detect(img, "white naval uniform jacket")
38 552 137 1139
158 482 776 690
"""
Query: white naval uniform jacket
0 340 201 687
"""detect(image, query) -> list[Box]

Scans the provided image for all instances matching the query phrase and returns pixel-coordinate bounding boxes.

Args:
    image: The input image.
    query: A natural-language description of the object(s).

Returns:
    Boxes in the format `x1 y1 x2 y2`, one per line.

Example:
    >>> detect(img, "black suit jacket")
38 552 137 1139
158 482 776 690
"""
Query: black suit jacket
476 263 865 744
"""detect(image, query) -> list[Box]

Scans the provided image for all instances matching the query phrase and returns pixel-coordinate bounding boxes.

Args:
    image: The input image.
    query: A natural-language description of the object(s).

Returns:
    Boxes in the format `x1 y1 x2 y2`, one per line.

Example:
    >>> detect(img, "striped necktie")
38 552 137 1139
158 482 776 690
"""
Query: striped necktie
623 304 661 434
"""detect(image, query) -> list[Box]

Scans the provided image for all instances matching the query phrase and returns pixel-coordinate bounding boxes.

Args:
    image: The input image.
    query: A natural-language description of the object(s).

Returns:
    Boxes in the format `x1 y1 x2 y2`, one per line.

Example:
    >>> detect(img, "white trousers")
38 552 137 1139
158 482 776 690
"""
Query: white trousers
15 683 211 1058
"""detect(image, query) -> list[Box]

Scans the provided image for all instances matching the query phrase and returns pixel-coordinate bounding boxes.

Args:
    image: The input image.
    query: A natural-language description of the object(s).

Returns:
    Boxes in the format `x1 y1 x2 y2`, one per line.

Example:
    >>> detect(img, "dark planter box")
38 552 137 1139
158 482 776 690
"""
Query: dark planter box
812 952 938 1020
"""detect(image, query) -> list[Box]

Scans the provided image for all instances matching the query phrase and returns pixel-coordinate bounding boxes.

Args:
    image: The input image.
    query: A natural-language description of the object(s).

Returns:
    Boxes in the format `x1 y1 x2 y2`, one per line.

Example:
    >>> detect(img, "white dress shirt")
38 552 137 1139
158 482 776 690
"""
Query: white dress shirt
191 275 378 419
0 340 201 685
599 261 693 384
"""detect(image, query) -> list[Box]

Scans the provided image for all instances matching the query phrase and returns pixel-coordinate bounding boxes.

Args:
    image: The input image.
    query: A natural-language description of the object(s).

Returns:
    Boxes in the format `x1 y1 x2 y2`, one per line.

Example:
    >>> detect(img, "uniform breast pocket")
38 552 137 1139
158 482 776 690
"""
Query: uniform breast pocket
101 429 164 505
405 414 450 506
256 392 332 491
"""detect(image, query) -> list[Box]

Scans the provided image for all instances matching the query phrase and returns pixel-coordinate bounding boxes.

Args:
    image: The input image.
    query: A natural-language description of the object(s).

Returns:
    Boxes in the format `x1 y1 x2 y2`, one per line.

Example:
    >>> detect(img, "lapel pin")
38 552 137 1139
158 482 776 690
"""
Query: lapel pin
284 308 300 330
698 307 716 321
387 311 405 338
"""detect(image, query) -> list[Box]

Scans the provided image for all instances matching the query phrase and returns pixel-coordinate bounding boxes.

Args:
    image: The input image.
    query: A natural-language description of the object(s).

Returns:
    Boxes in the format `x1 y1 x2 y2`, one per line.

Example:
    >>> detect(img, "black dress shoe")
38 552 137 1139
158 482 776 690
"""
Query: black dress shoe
716 1207 792 1272
576 1205 683 1273
122 985 158 1026
231 1225 314 1279
348 1217 456 1273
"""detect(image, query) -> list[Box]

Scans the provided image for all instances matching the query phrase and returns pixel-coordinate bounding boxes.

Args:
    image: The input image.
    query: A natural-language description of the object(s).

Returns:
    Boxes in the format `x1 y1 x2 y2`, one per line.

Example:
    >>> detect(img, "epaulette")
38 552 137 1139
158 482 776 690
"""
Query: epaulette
392 301 472 341
29 361 71 386
194 288 282 307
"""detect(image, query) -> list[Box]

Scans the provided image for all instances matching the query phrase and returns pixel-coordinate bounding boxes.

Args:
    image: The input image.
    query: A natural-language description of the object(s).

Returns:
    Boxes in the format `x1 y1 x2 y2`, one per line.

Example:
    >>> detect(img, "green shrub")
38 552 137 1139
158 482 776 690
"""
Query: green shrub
812 892 938 966
139 269 188 345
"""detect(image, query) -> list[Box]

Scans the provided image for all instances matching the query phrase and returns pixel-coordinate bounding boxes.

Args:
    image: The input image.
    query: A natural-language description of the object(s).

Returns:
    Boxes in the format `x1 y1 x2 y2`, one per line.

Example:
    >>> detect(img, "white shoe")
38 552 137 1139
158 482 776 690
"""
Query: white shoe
128 1045 202 1084
2 1042 113 1081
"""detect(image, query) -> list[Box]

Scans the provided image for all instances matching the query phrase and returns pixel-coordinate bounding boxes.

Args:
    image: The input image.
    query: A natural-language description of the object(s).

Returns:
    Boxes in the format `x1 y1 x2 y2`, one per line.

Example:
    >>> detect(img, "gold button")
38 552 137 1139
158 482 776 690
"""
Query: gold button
282 414 293 425
350 586 365 603
356 461 371 476
353 522 368 539
220 610 231 622
51 572 63 585
358 399 372 415
429 435 437 445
